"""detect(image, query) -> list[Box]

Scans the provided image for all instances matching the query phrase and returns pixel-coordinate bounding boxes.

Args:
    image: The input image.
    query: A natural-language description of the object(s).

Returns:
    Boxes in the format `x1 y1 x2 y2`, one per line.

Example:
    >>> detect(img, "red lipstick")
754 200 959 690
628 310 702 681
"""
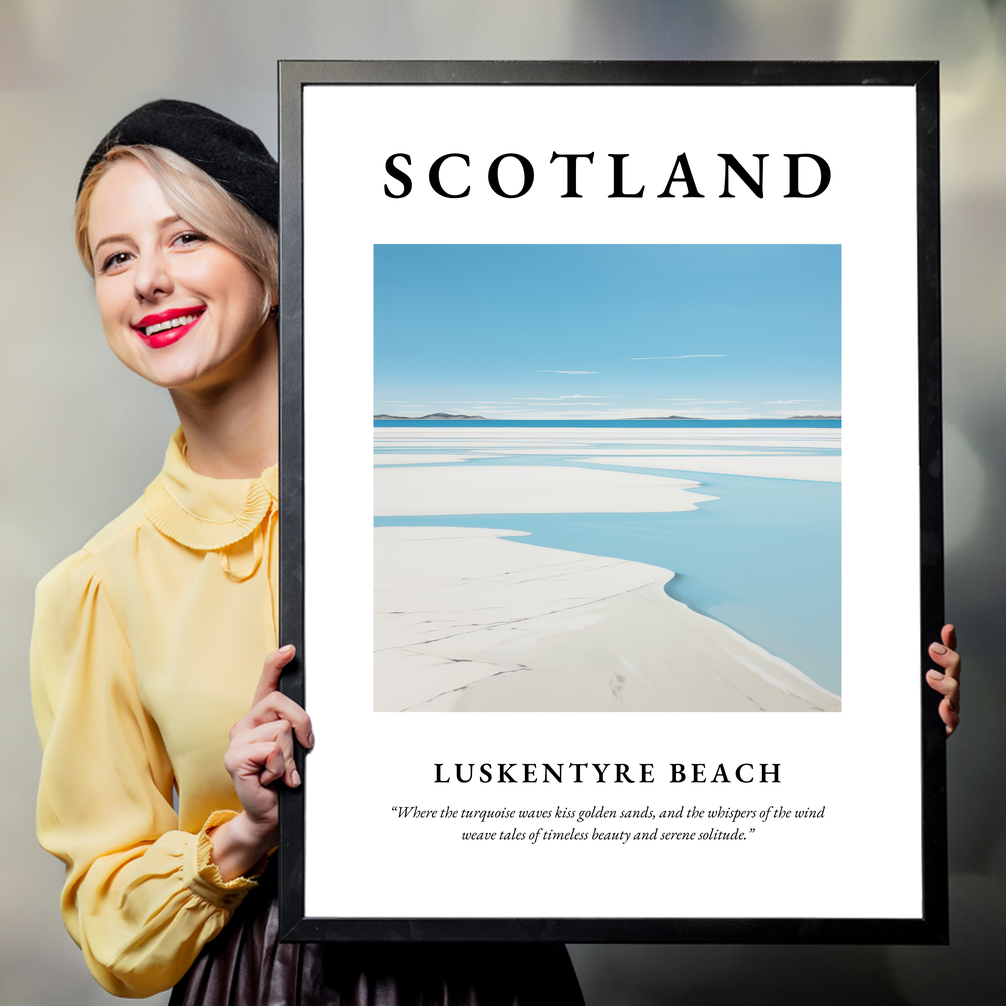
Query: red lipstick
132 306 205 349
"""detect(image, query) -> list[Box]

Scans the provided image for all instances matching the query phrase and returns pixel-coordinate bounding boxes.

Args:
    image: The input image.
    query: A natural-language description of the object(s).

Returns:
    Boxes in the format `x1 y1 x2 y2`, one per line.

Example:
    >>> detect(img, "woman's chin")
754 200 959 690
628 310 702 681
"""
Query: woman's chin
110 322 274 395
122 354 218 393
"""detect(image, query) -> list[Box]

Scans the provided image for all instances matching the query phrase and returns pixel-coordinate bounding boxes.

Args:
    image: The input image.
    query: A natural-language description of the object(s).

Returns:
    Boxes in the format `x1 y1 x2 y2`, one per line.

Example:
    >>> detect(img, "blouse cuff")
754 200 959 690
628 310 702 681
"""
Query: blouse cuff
183 810 269 909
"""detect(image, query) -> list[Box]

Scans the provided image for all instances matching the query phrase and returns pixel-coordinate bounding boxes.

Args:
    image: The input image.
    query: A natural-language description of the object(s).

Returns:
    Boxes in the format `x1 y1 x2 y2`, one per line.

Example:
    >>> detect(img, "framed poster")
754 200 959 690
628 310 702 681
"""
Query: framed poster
277 61 946 943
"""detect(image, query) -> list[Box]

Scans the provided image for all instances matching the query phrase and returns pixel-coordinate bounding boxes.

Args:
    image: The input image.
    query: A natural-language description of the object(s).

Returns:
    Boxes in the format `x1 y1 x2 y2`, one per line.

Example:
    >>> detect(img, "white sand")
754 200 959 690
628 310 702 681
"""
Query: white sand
374 454 478 465
483 448 806 456
580 455 841 482
374 526 840 713
375 427 840 452
375 465 717 517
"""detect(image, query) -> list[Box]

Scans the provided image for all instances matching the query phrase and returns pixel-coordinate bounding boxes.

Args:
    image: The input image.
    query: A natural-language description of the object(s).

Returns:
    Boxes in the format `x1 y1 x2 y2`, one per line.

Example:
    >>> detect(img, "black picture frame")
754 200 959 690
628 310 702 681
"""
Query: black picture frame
277 60 945 944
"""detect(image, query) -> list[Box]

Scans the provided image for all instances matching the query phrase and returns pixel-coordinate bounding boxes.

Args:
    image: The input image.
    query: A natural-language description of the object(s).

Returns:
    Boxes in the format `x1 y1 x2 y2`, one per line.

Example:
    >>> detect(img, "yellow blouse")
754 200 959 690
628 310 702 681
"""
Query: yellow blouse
31 428 279 998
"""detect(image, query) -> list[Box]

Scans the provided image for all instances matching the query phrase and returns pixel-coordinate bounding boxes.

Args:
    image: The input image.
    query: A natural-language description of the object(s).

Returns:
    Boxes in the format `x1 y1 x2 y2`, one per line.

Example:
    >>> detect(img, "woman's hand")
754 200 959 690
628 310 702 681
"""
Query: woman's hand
209 645 314 881
926 624 961 738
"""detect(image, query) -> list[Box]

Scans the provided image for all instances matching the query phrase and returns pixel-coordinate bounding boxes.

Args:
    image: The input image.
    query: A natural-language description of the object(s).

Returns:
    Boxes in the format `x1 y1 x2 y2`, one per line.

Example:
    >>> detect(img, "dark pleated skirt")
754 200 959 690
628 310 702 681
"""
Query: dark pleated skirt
169 869 585 1006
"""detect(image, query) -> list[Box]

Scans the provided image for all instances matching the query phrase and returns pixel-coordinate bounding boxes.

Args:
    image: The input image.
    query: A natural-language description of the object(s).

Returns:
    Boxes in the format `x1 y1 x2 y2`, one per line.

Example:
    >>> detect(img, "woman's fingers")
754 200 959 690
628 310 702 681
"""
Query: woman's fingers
232 689 314 750
256 691 313 748
223 645 311 814
926 667 959 704
258 741 289 787
928 649 961 683
230 719 302 788
926 668 960 736
242 644 314 749
941 623 958 653
218 647 310 847
224 738 288 788
252 644 296 706
927 623 960 737
924 680 960 736
928 630 961 684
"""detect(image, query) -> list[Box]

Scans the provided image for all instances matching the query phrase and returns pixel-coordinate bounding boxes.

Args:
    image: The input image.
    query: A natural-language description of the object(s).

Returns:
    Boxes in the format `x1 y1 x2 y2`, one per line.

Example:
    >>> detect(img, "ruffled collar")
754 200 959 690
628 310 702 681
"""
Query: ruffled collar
143 428 278 551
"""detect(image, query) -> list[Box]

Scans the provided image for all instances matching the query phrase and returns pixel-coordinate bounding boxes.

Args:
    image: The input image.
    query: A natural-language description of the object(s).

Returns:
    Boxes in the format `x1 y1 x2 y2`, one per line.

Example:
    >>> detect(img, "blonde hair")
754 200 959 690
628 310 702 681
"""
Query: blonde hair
75 145 278 322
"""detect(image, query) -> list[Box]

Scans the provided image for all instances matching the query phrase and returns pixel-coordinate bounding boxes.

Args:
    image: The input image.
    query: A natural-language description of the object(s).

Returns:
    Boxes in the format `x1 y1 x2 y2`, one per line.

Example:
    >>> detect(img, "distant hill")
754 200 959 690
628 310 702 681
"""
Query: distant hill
374 412 487 420
786 414 841 420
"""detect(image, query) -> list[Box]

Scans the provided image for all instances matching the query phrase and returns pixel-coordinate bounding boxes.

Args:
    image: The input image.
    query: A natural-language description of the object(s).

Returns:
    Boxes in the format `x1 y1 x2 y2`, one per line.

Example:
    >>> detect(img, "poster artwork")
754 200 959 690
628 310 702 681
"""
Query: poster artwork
373 243 842 713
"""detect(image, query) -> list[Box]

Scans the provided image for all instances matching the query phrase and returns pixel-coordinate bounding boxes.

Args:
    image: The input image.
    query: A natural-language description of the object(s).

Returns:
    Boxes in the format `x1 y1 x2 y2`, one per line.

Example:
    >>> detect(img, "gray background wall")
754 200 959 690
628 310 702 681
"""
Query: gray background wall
1 2 1003 1003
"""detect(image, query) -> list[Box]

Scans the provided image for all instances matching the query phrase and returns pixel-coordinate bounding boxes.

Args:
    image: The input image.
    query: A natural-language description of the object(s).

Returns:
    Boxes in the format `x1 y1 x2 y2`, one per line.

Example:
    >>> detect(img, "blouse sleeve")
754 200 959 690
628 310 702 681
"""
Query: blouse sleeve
31 549 262 998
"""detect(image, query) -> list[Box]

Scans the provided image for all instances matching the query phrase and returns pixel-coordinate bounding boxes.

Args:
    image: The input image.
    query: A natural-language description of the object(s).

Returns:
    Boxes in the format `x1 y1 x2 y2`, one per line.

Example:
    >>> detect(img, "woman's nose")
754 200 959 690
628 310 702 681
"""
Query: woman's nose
133 249 173 302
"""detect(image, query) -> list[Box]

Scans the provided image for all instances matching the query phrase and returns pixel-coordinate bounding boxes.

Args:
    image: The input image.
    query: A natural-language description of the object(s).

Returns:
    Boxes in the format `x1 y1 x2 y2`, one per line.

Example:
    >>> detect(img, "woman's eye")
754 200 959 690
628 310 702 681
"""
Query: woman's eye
101 251 132 273
173 231 208 248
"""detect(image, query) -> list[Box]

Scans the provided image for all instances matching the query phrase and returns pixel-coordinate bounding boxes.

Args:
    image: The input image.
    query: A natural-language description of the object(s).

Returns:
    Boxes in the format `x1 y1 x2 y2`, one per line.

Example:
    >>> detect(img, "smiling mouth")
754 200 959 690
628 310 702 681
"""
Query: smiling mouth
131 307 207 349
136 308 205 338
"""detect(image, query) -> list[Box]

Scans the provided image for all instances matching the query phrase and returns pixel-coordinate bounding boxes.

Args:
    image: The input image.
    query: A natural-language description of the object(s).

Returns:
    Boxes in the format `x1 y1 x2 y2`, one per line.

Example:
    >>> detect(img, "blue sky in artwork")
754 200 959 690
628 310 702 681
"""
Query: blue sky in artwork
373 245 840 419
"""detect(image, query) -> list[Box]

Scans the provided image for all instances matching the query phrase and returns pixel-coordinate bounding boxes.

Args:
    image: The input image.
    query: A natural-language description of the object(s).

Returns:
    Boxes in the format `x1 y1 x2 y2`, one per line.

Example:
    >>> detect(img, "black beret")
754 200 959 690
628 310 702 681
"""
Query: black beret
78 99 278 228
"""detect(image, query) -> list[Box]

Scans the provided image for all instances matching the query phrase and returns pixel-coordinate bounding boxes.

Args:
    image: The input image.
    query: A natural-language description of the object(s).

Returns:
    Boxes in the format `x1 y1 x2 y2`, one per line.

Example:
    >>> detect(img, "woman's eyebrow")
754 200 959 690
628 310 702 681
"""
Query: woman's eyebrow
92 232 133 256
92 216 185 257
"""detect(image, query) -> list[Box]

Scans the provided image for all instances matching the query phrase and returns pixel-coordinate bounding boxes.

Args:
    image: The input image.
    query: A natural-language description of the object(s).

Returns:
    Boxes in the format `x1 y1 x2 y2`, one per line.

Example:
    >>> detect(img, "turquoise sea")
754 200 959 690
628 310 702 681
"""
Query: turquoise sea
376 419 840 430
374 421 841 695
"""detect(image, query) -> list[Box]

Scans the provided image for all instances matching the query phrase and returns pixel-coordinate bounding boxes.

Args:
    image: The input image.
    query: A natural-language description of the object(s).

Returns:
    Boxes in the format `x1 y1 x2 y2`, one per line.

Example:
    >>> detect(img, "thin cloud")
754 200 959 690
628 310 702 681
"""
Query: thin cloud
763 399 831 404
659 399 741 404
537 370 600 374
514 394 617 401
632 354 729 360
770 409 841 416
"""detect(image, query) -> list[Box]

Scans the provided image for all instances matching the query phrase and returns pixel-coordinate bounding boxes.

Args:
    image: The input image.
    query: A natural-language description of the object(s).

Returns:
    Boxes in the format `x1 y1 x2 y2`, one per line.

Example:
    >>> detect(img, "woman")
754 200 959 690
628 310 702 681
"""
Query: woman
32 99 962 1002
31 99 585 1003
